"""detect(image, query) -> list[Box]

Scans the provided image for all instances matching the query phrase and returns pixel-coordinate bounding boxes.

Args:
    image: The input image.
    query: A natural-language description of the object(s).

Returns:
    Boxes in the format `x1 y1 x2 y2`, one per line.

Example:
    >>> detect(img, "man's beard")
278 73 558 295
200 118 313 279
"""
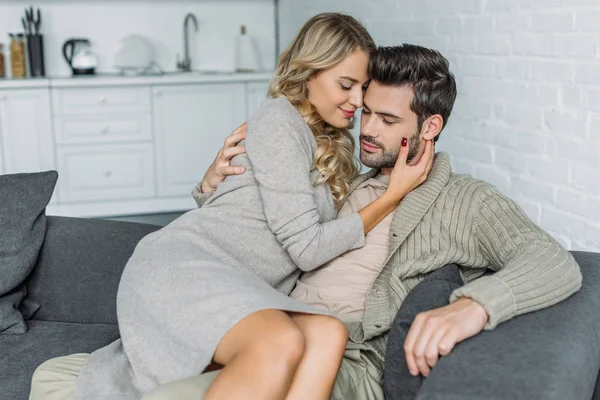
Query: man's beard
359 131 421 169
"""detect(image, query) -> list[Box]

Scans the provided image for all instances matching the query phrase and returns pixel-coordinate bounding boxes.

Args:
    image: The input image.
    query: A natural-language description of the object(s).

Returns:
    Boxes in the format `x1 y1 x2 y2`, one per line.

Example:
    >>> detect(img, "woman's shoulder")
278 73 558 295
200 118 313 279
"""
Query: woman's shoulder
250 97 308 132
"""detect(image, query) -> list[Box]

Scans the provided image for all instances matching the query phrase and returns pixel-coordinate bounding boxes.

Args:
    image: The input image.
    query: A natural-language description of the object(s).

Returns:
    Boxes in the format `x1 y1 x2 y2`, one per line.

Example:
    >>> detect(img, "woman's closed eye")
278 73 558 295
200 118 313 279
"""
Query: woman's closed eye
340 83 352 91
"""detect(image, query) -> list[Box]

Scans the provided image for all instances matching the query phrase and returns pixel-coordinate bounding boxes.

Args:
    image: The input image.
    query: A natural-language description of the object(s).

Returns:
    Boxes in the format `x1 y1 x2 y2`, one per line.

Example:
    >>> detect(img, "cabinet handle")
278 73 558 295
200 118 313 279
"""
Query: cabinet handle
99 96 107 104
0 95 6 101
104 170 112 178
154 91 161 96
101 126 110 134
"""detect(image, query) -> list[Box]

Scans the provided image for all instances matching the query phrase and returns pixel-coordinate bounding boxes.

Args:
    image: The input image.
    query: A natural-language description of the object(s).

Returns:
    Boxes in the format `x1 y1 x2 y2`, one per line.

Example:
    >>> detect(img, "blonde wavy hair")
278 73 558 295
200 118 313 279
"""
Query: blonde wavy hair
268 13 375 206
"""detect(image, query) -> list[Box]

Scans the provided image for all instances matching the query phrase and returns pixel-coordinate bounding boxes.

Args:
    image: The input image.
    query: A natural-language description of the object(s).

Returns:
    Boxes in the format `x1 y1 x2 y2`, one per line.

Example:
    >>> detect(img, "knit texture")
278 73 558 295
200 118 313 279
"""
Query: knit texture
341 153 581 369
194 152 582 371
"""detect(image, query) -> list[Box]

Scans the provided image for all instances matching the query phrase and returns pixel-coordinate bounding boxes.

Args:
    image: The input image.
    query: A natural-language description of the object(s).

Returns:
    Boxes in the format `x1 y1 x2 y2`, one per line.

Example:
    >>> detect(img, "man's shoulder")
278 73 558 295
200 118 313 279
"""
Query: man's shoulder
441 172 503 202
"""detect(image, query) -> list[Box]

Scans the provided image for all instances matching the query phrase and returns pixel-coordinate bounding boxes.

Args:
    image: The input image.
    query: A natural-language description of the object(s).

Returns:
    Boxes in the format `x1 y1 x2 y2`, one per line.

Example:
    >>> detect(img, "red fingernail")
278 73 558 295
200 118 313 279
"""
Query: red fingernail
402 138 408 147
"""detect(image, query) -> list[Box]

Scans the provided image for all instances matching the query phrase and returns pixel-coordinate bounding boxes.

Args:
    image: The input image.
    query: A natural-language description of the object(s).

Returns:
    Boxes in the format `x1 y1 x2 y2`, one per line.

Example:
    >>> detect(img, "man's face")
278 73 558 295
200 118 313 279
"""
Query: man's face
359 81 422 171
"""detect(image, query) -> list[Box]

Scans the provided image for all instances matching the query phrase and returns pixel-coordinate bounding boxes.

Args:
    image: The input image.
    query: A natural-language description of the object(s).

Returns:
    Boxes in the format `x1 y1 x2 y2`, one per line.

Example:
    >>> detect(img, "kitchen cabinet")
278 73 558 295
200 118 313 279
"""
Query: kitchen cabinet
0 74 270 217
153 82 247 197
0 89 54 174
56 143 155 203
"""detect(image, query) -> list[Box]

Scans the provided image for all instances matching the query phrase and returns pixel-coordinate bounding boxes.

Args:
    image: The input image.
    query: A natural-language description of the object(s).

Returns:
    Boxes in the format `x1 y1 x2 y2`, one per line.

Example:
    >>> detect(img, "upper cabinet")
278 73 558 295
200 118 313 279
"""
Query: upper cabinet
152 82 247 197
0 89 54 174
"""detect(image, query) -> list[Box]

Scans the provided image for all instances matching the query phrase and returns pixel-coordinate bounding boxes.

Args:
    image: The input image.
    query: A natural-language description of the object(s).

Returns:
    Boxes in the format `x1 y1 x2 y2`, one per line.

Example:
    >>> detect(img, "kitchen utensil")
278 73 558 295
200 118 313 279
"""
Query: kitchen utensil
113 34 156 75
23 7 41 34
235 25 259 72
27 34 45 77
62 38 97 75
21 17 29 34
23 7 45 76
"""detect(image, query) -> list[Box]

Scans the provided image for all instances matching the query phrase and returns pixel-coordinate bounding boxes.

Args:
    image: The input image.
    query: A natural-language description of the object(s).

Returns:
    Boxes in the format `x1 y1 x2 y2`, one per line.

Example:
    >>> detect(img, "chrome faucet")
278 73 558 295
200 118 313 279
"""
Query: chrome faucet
177 13 198 72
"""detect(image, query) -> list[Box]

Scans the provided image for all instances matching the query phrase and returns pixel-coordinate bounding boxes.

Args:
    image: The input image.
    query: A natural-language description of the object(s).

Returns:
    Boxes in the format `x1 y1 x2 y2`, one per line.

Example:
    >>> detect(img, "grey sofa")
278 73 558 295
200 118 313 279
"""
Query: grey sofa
2 215 600 400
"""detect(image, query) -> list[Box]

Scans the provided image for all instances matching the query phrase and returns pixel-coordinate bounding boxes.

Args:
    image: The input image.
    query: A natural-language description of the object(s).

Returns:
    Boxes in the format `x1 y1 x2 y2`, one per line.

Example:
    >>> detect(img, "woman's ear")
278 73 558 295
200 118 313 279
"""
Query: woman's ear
422 115 443 141
306 75 314 91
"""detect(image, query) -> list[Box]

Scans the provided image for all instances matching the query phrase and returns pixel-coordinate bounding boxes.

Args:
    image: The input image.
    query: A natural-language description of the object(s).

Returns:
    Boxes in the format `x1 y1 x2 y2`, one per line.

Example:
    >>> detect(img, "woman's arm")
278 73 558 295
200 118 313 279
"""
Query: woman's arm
246 100 430 271
358 140 434 234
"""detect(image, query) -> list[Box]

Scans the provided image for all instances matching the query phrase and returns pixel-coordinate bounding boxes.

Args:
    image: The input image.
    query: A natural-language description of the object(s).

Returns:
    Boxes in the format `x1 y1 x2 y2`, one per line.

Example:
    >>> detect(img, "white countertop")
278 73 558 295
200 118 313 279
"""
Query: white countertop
0 71 273 89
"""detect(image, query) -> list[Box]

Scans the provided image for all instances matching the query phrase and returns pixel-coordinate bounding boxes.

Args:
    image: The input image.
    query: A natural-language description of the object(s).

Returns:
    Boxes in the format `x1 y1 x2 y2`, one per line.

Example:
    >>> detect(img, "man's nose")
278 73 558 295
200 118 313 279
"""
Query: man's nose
361 115 375 136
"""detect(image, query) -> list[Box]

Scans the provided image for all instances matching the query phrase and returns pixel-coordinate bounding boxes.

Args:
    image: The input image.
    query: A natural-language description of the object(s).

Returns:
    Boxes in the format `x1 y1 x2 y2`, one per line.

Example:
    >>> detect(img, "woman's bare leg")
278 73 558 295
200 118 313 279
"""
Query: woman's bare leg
204 309 306 400
284 313 348 400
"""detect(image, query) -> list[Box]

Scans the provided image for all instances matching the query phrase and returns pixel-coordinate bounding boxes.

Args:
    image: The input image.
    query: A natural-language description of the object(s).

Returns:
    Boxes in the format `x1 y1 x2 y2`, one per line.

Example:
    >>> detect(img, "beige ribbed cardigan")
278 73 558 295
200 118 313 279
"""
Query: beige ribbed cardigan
193 152 582 370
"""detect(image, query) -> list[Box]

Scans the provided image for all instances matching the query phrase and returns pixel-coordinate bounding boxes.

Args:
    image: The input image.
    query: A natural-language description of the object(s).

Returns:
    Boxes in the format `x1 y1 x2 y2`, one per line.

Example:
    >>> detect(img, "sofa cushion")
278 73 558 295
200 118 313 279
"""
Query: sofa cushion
416 251 600 400
24 216 160 324
0 320 119 400
0 171 57 334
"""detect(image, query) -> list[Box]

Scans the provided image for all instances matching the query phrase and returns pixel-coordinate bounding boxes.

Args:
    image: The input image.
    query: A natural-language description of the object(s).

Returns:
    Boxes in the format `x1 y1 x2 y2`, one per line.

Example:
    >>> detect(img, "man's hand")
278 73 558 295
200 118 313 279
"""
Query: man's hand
200 123 247 193
404 298 488 377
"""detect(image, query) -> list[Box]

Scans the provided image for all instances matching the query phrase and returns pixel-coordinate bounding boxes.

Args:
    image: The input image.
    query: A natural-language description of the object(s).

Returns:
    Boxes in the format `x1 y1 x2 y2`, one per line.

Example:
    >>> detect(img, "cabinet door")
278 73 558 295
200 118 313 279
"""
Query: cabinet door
153 83 246 197
246 81 270 118
0 89 54 174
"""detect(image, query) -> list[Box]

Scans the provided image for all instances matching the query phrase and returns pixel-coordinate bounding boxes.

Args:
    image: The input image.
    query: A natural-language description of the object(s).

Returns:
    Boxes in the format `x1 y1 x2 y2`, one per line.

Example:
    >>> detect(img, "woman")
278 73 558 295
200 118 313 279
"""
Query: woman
31 13 432 400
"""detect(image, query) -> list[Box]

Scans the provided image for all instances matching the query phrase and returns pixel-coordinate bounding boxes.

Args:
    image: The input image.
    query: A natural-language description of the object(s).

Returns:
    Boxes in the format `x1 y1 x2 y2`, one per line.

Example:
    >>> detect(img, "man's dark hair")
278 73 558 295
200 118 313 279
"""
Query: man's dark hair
368 44 457 142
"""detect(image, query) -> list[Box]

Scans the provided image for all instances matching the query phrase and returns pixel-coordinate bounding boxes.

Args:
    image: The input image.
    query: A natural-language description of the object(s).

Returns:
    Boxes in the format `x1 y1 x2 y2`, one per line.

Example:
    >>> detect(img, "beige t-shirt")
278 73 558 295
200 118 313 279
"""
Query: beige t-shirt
289 174 394 320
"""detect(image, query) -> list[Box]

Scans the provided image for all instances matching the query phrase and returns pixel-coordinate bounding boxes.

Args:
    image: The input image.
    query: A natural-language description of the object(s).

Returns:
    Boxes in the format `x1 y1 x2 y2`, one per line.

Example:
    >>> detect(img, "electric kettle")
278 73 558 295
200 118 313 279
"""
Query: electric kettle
62 38 97 75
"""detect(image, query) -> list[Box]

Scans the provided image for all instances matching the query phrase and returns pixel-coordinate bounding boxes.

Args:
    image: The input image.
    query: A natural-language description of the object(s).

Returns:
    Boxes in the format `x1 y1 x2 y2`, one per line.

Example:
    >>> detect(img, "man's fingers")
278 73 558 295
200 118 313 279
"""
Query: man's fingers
424 325 448 369
404 314 426 376
413 317 436 377
219 166 246 176
224 129 247 147
233 122 247 134
222 146 246 160
438 328 459 356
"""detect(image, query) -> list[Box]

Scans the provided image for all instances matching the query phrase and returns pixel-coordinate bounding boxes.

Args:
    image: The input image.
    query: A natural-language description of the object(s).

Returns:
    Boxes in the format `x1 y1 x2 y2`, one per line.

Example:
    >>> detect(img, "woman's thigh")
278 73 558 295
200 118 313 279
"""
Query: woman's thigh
212 308 304 365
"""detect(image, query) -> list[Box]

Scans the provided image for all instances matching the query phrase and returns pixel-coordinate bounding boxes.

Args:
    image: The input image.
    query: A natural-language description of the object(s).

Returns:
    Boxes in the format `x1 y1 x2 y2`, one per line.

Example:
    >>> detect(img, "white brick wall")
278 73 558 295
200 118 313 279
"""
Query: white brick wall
279 0 600 251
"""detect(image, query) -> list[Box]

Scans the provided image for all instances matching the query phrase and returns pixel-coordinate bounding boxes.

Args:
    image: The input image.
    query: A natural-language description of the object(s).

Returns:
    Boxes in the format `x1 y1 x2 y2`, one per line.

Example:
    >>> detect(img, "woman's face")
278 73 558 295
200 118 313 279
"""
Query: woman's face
306 49 370 129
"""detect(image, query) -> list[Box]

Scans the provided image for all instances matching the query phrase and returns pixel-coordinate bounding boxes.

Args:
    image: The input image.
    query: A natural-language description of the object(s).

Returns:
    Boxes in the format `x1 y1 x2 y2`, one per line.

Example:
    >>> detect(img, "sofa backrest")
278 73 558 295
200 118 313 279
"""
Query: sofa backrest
24 216 160 324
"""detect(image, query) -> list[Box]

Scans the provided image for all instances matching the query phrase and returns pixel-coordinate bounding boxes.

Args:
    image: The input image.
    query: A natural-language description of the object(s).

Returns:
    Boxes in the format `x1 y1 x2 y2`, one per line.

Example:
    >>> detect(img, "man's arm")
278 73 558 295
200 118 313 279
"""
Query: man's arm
191 123 247 207
450 185 582 329
403 184 582 377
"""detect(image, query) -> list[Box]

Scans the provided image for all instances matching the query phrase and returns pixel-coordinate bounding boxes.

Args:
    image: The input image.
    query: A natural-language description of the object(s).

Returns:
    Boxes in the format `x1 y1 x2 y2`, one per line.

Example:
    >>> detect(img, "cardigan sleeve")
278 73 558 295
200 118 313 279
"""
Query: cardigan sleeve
245 100 365 272
450 186 582 329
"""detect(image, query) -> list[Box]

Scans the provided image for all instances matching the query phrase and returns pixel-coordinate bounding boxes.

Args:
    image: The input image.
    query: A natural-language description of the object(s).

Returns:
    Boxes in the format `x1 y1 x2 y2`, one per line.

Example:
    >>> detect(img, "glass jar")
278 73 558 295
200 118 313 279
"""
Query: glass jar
0 43 6 78
10 34 26 78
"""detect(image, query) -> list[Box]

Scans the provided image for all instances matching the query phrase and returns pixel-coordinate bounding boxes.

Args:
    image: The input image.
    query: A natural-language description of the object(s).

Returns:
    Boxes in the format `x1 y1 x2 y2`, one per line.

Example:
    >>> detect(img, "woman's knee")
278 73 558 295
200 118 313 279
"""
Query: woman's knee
251 320 306 367
296 314 349 349
214 309 305 367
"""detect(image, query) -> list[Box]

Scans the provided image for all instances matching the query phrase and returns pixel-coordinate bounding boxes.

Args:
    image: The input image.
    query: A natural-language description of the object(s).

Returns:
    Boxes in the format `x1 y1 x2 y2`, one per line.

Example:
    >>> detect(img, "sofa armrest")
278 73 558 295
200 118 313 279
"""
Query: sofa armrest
417 251 600 400
23 216 160 325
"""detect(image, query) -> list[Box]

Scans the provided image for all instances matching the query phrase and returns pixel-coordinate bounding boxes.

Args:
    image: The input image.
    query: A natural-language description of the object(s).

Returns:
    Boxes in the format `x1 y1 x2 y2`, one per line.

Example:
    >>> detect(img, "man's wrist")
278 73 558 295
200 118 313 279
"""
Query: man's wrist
201 180 215 193
458 297 489 321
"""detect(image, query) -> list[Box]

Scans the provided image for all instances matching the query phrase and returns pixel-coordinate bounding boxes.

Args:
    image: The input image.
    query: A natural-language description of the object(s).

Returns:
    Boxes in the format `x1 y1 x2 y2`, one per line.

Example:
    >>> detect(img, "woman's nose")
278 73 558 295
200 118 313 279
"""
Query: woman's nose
349 87 363 109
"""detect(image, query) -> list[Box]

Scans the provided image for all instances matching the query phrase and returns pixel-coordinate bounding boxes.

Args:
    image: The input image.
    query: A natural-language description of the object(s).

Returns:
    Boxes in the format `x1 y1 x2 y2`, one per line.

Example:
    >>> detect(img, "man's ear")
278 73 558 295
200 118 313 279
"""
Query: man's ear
422 115 443 141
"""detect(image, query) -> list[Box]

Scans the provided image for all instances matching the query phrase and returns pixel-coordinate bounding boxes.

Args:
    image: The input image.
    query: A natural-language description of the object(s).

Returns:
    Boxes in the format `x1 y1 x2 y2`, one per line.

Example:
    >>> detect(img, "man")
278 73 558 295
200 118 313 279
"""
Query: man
193 44 581 399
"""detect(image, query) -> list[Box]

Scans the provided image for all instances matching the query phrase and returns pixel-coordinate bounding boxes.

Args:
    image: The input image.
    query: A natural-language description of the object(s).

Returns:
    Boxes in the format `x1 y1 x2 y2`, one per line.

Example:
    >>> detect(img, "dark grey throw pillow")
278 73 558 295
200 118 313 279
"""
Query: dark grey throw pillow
0 170 57 334
383 264 464 400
